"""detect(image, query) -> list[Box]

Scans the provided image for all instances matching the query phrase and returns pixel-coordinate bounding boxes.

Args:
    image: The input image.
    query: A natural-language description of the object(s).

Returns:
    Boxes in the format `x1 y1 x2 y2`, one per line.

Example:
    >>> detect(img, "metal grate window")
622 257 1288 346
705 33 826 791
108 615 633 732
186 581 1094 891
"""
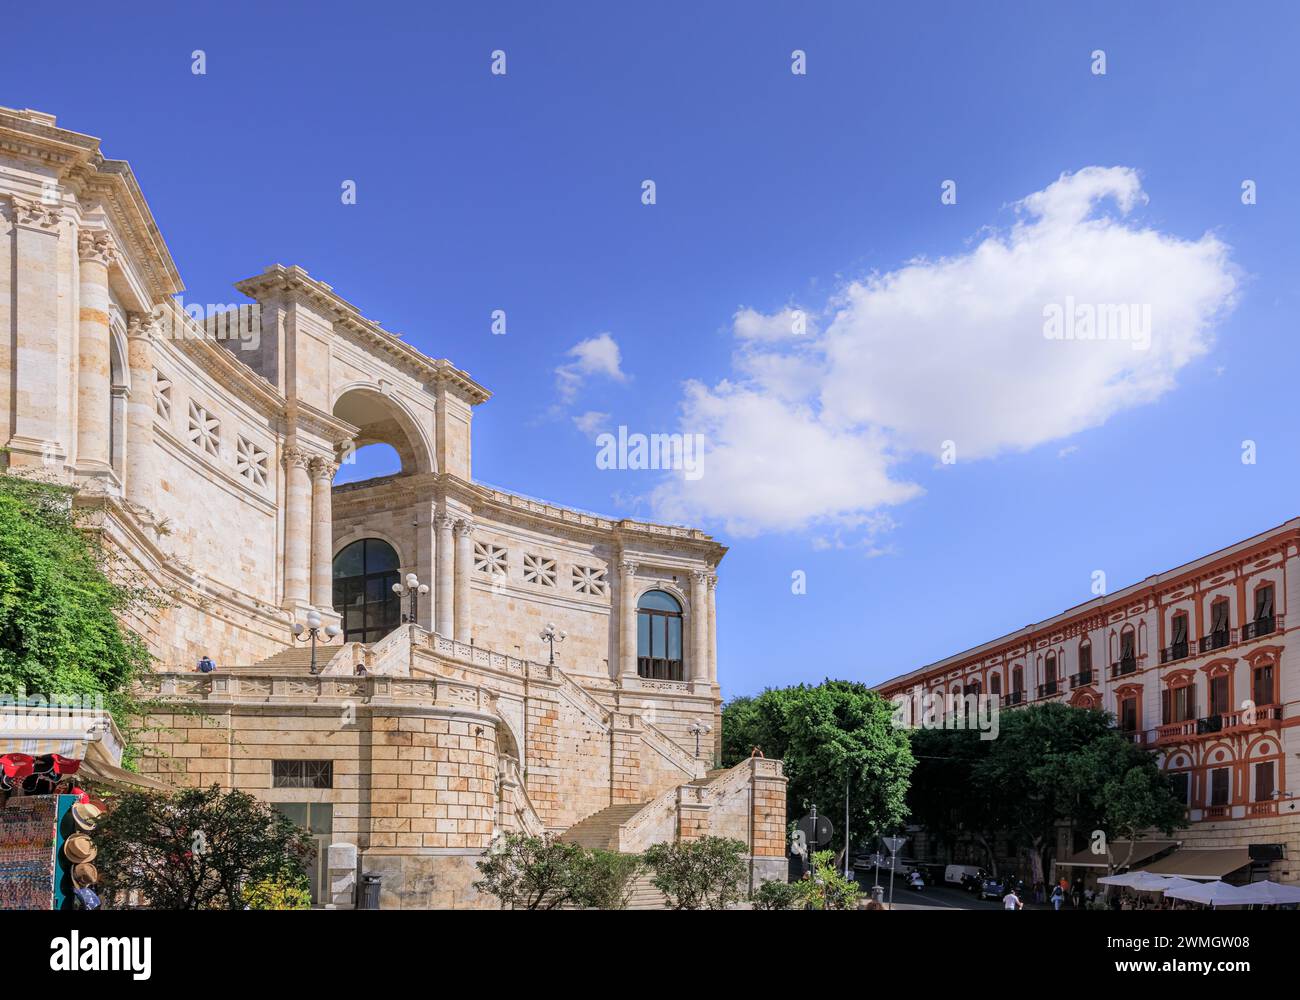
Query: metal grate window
272 760 333 789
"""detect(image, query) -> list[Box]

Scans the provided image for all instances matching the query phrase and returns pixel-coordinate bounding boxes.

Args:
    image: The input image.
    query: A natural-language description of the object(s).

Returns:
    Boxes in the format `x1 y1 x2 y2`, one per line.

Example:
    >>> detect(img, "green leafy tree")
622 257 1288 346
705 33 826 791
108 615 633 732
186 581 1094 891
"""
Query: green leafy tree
798 849 861 910
643 836 748 910
907 727 1005 872
578 849 643 910
475 833 597 909
723 680 914 853
94 785 314 910
0 475 156 747
243 875 312 910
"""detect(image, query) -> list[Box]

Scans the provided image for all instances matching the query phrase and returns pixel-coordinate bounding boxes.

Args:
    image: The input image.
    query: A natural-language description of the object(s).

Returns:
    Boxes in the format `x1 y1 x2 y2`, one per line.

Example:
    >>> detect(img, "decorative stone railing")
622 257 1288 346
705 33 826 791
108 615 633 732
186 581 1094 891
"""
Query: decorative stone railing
642 720 706 779
616 780 685 854
142 671 498 715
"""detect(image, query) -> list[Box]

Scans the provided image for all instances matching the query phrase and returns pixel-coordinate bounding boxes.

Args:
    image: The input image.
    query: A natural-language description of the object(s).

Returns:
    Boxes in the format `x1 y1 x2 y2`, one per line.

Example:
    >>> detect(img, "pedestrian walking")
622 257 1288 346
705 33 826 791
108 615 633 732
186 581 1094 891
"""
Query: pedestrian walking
1051 884 1064 911
1004 886 1023 910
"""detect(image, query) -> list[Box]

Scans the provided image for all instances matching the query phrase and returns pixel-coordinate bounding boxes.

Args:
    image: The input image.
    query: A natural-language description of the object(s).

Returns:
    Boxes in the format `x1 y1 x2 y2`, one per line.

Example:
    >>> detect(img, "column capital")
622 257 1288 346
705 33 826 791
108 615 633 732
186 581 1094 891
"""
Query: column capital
308 456 339 482
76 227 117 266
10 195 62 233
692 569 711 587
619 559 639 578
454 517 475 537
126 312 161 343
281 445 314 471
434 510 457 531
708 573 719 591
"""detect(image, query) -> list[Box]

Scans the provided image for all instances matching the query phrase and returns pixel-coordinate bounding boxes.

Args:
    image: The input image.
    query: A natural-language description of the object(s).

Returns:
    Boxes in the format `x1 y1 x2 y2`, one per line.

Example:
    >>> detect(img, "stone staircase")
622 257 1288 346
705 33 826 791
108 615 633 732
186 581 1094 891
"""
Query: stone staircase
232 645 330 673
559 802 648 850
623 871 668 910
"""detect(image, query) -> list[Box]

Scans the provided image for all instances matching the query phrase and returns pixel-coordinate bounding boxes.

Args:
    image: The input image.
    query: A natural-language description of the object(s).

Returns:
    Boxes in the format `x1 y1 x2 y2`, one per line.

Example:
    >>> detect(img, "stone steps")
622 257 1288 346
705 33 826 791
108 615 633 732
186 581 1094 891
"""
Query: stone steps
624 871 669 910
559 802 648 851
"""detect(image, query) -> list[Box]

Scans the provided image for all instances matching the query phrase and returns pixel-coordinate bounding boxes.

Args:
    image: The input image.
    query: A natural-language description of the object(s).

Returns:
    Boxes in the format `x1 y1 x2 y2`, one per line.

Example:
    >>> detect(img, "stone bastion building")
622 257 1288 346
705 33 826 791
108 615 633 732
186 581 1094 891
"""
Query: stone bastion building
0 107 787 907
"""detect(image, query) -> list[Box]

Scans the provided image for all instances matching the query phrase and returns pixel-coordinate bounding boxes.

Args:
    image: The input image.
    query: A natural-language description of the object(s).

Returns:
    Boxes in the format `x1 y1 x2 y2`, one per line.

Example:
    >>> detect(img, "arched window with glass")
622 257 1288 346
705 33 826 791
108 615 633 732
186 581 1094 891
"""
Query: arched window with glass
332 538 401 644
637 589 683 680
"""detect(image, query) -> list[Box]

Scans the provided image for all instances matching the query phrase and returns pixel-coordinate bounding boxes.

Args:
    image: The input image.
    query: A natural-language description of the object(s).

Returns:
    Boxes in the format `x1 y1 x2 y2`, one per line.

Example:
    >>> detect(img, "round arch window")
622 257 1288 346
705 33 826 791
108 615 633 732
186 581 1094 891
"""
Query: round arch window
637 590 683 680
332 538 401 644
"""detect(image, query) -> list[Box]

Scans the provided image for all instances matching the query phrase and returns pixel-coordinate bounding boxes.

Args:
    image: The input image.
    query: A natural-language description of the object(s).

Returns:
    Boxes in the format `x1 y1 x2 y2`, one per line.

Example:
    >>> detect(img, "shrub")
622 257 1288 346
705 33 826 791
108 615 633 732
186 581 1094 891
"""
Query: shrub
581 850 643 910
95 784 314 910
799 850 861 910
642 836 748 910
751 878 802 910
244 875 312 910
474 833 591 909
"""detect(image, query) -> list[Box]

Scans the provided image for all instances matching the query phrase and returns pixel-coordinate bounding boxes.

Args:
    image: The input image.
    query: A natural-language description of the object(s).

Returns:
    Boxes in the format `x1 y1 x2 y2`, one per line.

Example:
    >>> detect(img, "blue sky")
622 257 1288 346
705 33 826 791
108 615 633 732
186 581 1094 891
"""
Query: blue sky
6 1 1298 697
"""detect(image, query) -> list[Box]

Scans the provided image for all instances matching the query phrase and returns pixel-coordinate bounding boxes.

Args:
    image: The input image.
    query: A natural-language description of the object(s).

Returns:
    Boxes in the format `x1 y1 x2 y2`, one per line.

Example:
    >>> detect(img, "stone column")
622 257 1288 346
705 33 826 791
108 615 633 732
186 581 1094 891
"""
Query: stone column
707 572 719 684
453 517 474 643
619 560 639 681
309 457 338 610
123 315 156 510
691 570 710 684
75 229 116 476
435 511 455 637
282 446 312 607
5 197 65 471
416 502 435 631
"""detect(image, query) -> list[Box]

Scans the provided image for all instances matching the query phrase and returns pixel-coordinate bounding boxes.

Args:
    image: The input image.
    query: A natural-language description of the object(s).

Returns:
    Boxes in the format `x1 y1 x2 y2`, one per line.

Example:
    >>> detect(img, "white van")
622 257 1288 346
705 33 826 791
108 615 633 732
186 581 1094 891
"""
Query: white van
944 864 983 886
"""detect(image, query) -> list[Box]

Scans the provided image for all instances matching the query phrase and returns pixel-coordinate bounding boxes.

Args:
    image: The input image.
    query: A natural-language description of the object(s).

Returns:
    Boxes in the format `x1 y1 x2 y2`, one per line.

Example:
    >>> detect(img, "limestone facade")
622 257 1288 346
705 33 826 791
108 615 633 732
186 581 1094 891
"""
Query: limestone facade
0 107 786 906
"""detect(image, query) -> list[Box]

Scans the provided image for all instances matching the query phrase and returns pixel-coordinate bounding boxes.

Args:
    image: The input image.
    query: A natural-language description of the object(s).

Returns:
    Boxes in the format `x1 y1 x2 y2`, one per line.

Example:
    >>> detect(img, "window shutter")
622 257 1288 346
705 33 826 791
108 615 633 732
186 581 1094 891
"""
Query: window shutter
1211 600 1229 632
1161 689 1171 725
1172 614 1187 644
1256 586 1274 619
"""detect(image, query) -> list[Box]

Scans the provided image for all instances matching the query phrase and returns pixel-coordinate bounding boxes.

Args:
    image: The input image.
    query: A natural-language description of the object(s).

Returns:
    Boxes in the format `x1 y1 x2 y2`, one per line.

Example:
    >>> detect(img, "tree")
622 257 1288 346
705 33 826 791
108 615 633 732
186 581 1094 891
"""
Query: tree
94 785 314 910
798 849 861 910
723 681 915 853
0 474 155 750
907 727 1004 872
642 837 748 910
473 833 641 910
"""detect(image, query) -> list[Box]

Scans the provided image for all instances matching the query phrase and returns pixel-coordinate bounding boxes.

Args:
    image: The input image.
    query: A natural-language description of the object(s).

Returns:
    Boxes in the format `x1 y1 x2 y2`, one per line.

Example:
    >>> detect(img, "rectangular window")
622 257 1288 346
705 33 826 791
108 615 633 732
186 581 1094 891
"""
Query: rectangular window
1210 768 1230 807
1255 762 1275 803
1171 614 1188 645
1254 664 1275 707
272 760 333 789
1079 644 1092 677
1173 684 1194 723
1120 697 1138 733
1209 675 1229 717
1161 688 1171 726
1171 772 1190 805
1255 585 1275 621
1119 632 1136 672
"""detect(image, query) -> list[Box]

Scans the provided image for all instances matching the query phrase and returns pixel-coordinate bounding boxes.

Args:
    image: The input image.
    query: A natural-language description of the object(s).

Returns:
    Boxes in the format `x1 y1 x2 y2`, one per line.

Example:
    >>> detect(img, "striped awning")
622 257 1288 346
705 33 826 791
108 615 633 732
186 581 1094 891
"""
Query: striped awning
1143 848 1253 881
1058 840 1180 869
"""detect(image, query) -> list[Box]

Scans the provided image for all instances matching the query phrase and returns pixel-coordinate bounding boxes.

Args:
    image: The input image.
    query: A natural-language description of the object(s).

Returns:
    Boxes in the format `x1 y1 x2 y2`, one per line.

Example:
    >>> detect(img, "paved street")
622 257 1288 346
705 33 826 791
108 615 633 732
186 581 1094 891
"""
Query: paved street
854 870 1056 910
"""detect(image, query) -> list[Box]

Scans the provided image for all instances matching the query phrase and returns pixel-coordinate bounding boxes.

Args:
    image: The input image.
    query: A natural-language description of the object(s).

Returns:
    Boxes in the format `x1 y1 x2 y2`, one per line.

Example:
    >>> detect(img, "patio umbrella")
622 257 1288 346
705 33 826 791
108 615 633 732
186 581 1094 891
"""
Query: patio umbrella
1164 881 1246 907
1229 880 1300 906
1098 871 1149 887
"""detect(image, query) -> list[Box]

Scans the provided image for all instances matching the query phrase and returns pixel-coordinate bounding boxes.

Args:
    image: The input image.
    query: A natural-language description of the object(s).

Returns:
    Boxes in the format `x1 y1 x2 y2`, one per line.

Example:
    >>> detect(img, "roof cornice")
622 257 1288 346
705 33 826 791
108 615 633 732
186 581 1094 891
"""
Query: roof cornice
235 264 491 404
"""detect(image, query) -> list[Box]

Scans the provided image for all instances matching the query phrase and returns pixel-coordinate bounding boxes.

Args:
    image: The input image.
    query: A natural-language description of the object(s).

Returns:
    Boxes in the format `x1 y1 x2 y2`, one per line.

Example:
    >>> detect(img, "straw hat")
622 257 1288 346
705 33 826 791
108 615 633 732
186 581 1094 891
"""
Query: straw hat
71 801 104 832
72 861 99 887
63 833 97 864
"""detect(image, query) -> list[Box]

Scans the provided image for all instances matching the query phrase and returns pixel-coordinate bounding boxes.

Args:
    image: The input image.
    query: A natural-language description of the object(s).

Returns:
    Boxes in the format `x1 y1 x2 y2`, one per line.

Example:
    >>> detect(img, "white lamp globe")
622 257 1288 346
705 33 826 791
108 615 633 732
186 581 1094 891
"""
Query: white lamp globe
306 610 322 628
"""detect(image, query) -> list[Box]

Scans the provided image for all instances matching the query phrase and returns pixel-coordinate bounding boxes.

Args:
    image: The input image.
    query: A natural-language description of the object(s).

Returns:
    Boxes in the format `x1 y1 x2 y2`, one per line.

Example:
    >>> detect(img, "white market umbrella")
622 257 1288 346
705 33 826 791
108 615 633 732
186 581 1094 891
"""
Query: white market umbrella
1229 880 1300 906
1164 881 1246 907
1098 871 1149 887
1127 873 1191 892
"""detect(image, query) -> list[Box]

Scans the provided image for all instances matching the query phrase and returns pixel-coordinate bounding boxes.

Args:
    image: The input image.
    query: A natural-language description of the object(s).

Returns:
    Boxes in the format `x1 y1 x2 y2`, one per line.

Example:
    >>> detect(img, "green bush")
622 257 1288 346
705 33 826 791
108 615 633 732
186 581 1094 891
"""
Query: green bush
799 850 861 910
751 878 801 910
581 849 643 910
244 875 312 910
642 836 748 910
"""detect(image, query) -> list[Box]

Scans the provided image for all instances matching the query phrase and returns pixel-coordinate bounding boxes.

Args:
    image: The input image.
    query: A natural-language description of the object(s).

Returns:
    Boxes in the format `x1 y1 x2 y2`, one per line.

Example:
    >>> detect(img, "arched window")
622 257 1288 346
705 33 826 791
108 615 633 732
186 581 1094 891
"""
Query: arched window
637 590 683 680
332 538 401 643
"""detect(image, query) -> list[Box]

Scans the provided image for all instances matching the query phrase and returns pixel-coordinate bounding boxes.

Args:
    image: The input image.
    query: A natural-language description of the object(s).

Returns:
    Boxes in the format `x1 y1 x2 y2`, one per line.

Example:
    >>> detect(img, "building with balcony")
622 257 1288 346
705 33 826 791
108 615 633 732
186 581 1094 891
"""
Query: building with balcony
877 518 1300 884
0 108 787 907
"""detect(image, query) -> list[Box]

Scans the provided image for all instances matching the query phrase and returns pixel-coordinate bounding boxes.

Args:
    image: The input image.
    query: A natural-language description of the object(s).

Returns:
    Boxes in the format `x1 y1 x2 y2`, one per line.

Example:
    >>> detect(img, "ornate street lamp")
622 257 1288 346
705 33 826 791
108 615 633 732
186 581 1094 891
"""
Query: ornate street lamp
392 572 429 624
539 622 566 665
293 610 341 675
688 719 713 758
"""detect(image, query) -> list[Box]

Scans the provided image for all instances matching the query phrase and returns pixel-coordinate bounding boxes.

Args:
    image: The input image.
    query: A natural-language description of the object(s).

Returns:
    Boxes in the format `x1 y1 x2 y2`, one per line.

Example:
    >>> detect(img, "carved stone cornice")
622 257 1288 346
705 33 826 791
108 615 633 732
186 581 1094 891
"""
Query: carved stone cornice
9 195 62 233
77 227 118 266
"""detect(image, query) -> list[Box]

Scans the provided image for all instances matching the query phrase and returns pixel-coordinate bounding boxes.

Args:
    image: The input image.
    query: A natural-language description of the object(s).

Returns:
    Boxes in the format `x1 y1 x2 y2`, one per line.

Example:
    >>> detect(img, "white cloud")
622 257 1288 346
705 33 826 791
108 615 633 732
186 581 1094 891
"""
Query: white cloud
733 306 816 342
555 333 627 403
572 410 610 436
652 167 1238 536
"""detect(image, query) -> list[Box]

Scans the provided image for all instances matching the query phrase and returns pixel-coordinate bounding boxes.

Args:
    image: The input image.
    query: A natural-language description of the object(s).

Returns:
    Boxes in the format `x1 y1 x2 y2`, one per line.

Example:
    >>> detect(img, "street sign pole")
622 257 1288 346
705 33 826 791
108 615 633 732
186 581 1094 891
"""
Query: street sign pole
843 776 851 880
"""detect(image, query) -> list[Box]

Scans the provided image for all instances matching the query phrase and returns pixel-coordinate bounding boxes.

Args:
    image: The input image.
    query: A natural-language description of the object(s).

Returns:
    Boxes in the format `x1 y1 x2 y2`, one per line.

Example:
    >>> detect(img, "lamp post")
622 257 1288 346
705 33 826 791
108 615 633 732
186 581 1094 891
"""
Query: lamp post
392 572 429 625
293 610 341 675
539 622 566 665
687 719 712 758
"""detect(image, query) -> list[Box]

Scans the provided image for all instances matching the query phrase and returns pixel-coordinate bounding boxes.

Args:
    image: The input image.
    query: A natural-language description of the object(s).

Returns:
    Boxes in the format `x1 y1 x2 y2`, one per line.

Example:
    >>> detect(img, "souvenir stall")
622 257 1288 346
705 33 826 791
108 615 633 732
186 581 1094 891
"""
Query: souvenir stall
0 703 168 910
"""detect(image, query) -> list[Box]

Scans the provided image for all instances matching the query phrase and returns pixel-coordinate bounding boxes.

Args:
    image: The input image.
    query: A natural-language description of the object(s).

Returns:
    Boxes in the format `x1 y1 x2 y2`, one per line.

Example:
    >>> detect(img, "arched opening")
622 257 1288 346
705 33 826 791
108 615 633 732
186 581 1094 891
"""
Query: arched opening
334 442 403 486
637 589 683 680
332 538 401 643
332 386 432 482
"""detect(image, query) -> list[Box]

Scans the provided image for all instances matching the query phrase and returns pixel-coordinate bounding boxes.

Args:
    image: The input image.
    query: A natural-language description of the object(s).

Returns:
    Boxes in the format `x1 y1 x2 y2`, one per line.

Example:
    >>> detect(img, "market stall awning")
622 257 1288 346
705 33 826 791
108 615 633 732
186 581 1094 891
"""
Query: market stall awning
1058 840 1179 869
1143 848 1253 881
77 756 171 793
